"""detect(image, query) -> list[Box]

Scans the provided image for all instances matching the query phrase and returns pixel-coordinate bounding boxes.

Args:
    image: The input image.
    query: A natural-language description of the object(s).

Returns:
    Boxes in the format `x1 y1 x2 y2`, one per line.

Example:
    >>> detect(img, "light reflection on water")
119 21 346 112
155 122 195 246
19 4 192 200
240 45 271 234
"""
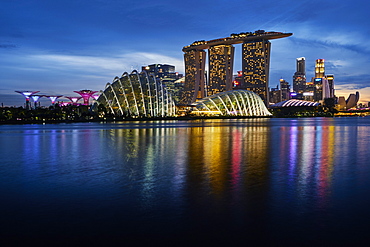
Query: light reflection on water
1 118 370 245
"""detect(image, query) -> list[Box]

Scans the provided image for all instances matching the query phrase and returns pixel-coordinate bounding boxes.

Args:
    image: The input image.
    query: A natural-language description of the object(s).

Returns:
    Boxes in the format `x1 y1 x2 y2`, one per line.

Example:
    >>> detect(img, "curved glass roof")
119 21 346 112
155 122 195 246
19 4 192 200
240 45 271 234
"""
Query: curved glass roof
191 90 271 116
270 99 320 108
96 70 176 118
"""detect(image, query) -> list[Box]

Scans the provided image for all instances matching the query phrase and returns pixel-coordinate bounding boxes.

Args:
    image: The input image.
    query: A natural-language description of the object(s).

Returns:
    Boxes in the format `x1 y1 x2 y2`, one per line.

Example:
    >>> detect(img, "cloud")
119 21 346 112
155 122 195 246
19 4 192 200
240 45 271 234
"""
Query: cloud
28 52 184 76
0 44 16 49
0 50 184 96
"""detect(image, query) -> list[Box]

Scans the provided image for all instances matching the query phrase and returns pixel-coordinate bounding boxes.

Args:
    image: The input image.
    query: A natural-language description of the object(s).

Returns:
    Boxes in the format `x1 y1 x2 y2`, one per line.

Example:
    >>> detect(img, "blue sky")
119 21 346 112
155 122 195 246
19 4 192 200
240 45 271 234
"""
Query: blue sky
1 0 370 106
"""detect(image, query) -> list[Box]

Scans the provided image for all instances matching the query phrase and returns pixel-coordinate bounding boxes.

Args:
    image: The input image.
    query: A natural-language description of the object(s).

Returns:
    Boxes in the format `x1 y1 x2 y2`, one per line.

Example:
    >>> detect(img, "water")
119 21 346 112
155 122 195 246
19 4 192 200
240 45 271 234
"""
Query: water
1 118 370 245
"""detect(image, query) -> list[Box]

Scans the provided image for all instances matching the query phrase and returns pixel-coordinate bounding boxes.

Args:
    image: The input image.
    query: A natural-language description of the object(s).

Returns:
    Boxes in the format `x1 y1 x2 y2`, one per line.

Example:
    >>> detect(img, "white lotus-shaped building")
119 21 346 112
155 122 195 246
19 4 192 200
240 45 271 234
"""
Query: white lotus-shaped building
96 70 176 118
191 90 271 116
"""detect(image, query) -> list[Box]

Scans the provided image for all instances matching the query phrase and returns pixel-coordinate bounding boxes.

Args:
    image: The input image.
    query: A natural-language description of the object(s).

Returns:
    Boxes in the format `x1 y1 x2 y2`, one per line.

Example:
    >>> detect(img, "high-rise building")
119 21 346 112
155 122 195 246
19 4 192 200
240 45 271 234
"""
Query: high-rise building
325 74 335 98
181 31 292 105
181 49 206 105
313 78 330 102
280 79 290 101
208 45 235 96
242 40 271 105
292 57 306 93
315 59 325 78
269 85 281 104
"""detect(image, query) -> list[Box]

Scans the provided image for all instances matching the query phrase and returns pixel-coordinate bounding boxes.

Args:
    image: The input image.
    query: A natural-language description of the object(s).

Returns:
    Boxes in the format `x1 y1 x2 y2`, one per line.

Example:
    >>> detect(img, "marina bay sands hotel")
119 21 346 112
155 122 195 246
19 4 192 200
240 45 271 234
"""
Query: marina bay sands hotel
181 30 292 105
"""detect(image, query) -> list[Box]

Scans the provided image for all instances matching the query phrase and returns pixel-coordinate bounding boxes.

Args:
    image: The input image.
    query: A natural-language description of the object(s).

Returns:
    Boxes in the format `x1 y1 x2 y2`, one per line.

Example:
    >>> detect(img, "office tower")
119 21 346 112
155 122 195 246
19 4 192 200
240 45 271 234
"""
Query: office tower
181 49 206 105
325 74 335 98
269 85 281 104
208 45 235 96
313 78 330 101
315 59 325 78
280 79 290 101
242 40 271 105
292 57 306 93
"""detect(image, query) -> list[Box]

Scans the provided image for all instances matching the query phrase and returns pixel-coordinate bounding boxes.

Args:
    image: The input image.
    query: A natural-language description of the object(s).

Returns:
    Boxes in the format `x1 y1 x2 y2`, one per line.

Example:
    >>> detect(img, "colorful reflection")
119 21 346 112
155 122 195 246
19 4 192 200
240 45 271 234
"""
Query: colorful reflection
3 119 370 244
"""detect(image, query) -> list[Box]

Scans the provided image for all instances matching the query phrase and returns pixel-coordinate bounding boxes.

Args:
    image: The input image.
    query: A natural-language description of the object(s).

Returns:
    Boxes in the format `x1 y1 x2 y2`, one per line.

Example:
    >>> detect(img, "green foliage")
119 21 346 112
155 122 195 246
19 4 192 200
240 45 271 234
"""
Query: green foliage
271 106 333 117
0 104 104 123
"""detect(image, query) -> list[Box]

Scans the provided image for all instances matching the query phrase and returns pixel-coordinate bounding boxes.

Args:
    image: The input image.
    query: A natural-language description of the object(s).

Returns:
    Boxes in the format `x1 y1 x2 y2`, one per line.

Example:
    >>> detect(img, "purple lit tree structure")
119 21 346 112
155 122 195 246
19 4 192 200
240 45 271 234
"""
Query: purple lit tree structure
65 96 82 105
74 90 98 105
15 91 40 110
45 95 63 105
31 95 43 108
92 94 100 100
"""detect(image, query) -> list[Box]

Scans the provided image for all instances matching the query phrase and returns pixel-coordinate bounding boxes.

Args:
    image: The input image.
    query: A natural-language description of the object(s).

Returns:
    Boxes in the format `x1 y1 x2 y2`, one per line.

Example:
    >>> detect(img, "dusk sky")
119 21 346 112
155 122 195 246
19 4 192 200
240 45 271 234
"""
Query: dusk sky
1 0 370 106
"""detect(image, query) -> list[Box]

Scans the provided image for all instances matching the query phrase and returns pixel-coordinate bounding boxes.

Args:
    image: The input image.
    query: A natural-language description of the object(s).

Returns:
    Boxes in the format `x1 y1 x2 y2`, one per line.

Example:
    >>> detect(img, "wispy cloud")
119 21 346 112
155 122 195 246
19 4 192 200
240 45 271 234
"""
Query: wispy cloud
28 52 184 76
0 50 184 95
0 44 16 49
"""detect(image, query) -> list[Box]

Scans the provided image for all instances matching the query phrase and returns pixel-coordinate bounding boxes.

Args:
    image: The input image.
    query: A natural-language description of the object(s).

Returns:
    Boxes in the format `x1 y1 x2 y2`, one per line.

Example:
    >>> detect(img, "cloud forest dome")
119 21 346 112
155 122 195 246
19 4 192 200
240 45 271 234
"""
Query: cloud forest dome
191 90 272 116
96 70 176 118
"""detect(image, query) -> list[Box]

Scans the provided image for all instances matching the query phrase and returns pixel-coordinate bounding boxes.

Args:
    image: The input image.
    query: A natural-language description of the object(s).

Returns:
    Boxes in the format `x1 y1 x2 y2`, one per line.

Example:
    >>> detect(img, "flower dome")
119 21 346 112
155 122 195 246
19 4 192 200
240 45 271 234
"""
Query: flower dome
96 70 176 118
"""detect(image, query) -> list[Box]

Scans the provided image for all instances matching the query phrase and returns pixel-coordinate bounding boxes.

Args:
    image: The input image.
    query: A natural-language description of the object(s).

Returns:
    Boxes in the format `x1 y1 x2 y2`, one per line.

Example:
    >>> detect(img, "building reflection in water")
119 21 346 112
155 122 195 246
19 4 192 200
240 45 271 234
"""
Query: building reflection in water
93 119 342 213
17 119 353 211
4 118 370 243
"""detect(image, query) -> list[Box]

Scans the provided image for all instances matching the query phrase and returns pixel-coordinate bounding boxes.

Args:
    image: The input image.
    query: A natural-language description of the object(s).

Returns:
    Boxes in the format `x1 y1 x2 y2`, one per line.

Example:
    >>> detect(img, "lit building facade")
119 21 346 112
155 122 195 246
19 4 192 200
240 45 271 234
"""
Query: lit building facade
142 64 182 81
181 31 292 105
208 45 235 96
292 57 306 93
181 49 206 105
313 77 330 102
315 59 325 78
269 85 281 104
242 40 271 105
280 79 290 101
326 74 335 98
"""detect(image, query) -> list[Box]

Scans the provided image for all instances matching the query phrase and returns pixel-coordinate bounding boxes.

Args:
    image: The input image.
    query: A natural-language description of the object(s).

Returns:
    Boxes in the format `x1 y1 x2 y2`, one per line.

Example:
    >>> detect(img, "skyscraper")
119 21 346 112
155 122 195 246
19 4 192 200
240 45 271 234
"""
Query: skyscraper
292 57 306 93
181 49 206 105
315 59 325 78
181 30 292 105
280 79 290 101
325 74 335 98
208 45 235 96
242 40 271 105
312 59 329 102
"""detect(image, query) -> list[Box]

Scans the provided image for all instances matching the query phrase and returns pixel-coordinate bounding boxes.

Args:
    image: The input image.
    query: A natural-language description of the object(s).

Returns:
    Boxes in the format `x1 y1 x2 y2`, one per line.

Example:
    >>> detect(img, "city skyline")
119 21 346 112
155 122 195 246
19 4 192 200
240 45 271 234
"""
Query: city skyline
1 0 370 106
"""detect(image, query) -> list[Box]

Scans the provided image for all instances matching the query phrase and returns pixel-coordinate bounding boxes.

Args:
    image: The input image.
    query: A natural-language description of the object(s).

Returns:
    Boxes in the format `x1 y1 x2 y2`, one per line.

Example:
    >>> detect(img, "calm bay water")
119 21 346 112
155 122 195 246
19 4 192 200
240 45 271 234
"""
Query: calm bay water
1 117 370 245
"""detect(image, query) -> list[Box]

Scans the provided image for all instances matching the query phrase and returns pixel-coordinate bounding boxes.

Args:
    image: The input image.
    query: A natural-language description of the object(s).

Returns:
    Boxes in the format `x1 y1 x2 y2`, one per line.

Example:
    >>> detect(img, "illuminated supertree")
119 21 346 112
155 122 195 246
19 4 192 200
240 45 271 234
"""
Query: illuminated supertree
15 91 40 110
74 90 98 105
92 94 100 100
65 96 82 105
31 95 43 109
45 95 63 105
